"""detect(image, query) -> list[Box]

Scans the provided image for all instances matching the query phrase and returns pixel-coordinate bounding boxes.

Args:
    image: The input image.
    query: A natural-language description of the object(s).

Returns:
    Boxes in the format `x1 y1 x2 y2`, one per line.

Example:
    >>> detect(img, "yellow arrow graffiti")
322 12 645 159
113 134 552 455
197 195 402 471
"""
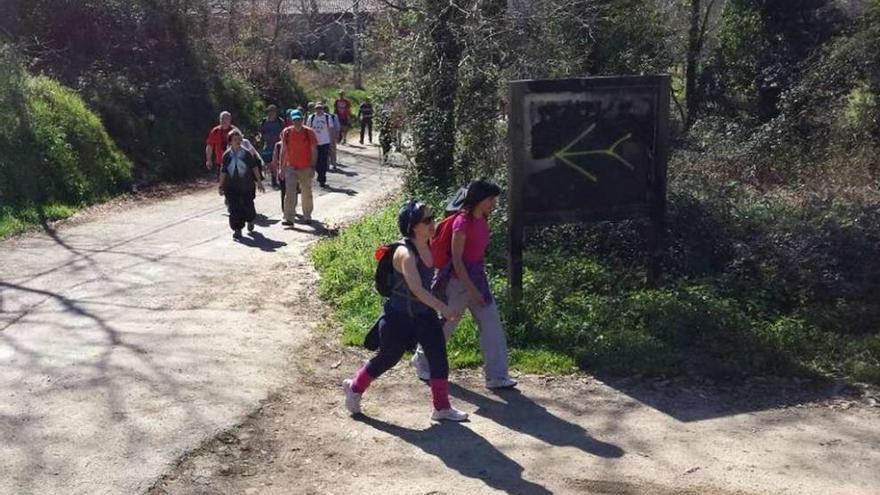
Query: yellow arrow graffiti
552 124 635 183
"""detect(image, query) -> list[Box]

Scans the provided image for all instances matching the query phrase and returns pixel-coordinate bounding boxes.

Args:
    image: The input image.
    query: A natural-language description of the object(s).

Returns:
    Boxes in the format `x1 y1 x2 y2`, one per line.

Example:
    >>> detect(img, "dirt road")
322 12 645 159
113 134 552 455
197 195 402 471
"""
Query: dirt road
0 145 401 494
151 326 880 495
3 145 880 495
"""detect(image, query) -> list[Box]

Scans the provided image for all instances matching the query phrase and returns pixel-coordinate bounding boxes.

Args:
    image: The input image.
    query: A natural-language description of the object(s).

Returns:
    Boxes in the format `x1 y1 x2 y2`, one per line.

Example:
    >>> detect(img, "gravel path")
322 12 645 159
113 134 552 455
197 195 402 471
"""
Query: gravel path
0 144 401 494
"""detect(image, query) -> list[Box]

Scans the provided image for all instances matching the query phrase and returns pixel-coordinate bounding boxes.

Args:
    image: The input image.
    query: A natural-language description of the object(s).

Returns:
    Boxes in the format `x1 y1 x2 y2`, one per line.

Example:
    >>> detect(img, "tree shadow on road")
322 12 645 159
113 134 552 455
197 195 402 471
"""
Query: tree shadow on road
450 384 624 459
355 415 553 495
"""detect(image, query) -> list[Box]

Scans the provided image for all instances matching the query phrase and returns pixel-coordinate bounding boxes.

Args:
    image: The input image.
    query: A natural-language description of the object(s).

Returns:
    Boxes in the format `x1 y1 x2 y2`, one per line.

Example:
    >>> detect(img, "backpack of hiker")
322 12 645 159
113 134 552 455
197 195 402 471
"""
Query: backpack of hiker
373 239 414 298
366 238 414 351
307 113 331 129
429 187 469 272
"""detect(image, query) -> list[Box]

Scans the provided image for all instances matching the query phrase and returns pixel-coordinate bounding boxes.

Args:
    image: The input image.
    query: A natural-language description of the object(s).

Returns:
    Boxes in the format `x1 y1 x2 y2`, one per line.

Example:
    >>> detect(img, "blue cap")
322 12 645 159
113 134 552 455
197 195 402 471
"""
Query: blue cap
289 109 303 120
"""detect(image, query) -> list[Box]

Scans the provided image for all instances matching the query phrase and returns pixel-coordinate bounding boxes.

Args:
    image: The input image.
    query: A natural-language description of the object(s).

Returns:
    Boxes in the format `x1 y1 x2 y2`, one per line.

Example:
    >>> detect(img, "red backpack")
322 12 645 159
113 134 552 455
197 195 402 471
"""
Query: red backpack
430 211 464 271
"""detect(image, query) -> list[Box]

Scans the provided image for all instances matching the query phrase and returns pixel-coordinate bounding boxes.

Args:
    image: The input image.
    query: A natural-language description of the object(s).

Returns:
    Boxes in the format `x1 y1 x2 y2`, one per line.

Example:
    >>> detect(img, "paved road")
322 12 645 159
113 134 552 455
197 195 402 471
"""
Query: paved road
0 146 401 494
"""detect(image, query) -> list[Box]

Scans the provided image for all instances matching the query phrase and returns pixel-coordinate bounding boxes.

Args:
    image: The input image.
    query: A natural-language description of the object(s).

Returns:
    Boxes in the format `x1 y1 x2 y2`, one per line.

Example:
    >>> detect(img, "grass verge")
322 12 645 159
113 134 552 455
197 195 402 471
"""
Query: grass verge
313 193 880 383
311 206 577 374
0 204 80 238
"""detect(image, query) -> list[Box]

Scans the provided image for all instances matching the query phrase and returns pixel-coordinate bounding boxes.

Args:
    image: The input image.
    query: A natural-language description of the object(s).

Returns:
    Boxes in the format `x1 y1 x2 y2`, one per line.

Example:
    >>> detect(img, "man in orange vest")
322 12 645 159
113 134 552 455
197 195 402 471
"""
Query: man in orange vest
278 110 318 225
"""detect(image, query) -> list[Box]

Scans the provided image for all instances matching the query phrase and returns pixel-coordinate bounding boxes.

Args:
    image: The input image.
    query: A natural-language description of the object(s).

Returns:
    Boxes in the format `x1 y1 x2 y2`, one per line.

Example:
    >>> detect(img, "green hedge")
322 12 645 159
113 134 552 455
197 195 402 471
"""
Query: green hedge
0 48 131 235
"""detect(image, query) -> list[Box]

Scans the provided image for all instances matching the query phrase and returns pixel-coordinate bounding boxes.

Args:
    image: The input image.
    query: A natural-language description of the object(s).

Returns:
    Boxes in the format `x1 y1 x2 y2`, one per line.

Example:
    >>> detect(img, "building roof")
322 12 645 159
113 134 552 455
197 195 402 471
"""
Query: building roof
283 0 387 15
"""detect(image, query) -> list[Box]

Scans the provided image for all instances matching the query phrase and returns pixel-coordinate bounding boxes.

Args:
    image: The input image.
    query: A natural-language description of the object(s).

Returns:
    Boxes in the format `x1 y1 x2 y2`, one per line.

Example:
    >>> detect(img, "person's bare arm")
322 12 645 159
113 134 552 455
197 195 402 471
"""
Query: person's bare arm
205 145 214 169
451 230 486 307
395 248 460 321
278 132 286 171
252 167 265 193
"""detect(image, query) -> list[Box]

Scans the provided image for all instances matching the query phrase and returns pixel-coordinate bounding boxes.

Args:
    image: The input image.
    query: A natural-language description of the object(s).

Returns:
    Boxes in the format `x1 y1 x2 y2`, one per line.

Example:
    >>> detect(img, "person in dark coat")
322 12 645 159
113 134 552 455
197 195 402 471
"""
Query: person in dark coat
219 129 265 239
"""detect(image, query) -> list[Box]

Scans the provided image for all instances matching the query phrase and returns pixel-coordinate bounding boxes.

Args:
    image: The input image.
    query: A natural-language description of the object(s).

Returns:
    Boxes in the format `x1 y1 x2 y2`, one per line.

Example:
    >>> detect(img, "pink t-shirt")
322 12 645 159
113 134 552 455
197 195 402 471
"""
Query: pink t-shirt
452 213 490 263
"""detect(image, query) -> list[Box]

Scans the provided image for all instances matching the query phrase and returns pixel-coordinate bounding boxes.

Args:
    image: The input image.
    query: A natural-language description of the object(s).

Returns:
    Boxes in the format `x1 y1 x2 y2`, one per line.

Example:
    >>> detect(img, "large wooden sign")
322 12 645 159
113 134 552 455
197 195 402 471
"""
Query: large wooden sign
507 76 671 300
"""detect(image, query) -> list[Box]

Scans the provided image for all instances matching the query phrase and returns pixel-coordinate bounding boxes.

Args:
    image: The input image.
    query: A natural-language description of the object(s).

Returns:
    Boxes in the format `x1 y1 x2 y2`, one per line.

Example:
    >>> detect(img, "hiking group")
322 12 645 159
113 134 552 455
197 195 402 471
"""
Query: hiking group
205 91 376 239
344 179 518 422
206 102 515 423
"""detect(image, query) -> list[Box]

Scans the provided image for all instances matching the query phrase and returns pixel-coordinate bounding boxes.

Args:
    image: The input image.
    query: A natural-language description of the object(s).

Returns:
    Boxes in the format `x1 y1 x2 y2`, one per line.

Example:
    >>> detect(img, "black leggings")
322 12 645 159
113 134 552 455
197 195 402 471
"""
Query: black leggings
360 118 373 143
226 189 256 230
366 310 449 380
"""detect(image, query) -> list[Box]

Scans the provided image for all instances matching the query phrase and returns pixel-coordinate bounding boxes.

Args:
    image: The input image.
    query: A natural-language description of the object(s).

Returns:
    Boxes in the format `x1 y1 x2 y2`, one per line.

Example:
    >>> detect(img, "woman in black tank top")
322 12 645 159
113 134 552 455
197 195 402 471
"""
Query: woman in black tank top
342 200 469 422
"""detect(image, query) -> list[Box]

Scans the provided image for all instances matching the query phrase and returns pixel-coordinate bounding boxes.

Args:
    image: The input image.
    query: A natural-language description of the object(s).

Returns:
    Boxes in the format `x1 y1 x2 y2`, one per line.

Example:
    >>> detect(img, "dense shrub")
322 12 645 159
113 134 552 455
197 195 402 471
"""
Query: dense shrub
1 0 306 184
311 191 880 384
0 48 131 214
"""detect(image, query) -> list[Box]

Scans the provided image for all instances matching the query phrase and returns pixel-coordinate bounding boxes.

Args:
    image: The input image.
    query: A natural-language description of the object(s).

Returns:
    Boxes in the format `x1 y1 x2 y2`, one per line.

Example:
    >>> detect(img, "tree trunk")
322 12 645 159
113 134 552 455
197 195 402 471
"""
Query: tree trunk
413 0 462 190
228 0 239 43
685 0 701 128
265 0 285 75
352 0 363 89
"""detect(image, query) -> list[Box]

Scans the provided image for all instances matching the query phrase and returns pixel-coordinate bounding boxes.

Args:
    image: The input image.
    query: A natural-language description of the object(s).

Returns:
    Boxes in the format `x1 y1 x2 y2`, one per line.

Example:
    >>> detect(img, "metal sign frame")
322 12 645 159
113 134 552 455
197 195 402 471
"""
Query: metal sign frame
507 75 671 302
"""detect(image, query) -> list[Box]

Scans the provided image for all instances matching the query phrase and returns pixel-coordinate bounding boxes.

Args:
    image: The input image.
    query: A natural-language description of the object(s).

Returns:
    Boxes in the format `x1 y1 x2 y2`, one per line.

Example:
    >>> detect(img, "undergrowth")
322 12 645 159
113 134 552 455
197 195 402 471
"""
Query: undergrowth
312 190 880 384
311 207 577 374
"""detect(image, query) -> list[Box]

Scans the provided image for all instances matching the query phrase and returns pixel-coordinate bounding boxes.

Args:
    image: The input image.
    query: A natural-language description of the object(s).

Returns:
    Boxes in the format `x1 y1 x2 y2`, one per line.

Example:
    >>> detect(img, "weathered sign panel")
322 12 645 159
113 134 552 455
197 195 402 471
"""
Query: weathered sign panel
507 76 671 300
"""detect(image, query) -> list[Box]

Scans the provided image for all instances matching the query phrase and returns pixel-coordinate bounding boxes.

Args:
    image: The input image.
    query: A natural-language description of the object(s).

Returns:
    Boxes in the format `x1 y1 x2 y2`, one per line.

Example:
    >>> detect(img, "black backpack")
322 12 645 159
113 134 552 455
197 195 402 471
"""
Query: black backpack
374 239 414 297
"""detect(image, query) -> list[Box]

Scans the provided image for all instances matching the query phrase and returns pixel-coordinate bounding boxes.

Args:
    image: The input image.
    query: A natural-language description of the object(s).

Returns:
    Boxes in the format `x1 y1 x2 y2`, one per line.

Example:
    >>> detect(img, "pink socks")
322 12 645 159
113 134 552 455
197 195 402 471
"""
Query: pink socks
430 379 451 410
351 367 373 394
353 368 451 411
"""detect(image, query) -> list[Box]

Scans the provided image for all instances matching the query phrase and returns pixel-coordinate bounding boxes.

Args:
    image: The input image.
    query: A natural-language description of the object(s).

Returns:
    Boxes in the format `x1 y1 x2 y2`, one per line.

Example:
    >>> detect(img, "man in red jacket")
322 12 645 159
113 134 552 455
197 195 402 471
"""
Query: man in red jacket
205 111 239 172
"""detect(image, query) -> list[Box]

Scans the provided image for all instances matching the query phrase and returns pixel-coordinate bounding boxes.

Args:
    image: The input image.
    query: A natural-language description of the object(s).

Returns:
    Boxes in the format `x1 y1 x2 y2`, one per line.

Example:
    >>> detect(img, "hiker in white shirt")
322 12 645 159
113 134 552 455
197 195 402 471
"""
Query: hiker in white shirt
307 102 335 188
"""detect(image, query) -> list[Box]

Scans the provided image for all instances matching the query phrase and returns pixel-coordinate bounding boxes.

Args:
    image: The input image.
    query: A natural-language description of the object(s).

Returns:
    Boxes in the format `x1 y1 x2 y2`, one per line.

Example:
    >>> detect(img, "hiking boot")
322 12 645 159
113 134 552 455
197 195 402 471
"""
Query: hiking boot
486 377 518 390
342 379 362 415
431 407 468 422
410 353 431 382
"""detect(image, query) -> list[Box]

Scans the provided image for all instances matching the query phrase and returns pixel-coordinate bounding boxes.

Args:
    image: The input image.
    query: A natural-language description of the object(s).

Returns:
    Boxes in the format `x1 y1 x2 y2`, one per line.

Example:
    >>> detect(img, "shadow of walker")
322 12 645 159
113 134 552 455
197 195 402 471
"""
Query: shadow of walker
237 231 287 252
355 416 553 495
450 384 625 459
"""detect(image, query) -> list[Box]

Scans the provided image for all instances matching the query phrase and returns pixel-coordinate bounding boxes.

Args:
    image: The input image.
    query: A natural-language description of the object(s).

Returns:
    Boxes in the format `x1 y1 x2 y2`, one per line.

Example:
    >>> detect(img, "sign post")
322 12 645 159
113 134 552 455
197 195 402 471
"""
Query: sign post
507 76 671 303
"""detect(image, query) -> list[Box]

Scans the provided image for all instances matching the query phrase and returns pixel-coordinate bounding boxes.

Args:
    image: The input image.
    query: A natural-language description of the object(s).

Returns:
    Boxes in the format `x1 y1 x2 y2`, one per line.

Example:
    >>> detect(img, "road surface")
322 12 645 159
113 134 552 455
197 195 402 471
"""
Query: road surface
0 145 400 494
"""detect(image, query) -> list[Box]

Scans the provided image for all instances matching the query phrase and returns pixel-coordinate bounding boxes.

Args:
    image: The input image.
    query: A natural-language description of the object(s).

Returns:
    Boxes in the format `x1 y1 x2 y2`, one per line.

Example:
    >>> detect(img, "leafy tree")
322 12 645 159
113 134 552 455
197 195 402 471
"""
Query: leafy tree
706 0 843 119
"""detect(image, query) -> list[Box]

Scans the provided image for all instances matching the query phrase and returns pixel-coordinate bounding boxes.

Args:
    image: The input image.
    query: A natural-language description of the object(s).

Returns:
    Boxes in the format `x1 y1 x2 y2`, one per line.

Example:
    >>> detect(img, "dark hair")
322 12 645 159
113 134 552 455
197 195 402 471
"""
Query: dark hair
462 178 501 212
397 199 427 237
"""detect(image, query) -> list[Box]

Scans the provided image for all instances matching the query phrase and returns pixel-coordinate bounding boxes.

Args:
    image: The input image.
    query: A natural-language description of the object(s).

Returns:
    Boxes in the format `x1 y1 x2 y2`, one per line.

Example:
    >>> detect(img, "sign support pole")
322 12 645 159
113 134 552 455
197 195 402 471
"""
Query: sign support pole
507 83 527 305
648 76 672 287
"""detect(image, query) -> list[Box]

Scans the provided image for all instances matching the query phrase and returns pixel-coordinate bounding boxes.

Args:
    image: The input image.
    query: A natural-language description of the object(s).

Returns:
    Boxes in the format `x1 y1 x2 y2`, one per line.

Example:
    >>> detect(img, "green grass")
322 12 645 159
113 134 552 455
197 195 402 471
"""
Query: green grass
1 49 132 235
0 204 79 238
311 205 577 375
313 193 880 383
290 60 375 124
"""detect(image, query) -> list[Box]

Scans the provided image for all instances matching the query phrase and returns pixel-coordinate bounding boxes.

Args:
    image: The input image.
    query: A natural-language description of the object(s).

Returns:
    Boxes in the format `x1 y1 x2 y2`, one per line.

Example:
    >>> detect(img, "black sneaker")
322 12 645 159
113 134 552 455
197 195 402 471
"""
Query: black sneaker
281 220 293 226
233 230 243 240
247 221 255 232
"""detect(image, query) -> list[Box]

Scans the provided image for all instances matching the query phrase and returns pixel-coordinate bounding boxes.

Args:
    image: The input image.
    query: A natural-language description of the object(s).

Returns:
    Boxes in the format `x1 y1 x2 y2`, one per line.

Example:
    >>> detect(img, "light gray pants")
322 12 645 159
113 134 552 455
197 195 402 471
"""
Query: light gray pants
415 278 510 380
